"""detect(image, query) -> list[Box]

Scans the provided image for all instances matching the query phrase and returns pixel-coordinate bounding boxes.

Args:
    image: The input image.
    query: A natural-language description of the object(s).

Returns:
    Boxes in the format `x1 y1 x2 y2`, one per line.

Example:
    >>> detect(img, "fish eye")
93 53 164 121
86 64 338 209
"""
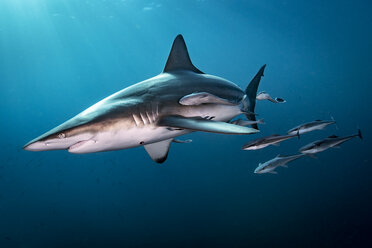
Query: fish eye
58 133 66 139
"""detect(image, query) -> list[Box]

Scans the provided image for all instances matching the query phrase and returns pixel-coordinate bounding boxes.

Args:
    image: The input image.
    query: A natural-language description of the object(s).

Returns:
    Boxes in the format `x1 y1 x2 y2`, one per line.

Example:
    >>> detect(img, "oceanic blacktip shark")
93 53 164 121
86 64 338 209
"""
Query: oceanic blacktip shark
288 119 336 135
254 154 306 174
24 35 265 163
299 129 362 155
242 132 299 150
256 91 286 103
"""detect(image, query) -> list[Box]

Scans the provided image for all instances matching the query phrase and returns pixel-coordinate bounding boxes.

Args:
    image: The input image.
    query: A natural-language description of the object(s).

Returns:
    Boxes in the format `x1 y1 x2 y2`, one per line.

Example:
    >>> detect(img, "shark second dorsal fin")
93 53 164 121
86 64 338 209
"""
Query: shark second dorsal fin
163 34 203 74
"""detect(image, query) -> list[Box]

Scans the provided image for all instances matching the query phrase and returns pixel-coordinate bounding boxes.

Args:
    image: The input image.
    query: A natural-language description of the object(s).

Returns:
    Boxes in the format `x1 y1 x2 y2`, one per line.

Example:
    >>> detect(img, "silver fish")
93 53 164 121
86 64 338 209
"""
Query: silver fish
254 154 306 174
299 129 363 155
256 91 286 103
242 133 299 150
288 119 336 135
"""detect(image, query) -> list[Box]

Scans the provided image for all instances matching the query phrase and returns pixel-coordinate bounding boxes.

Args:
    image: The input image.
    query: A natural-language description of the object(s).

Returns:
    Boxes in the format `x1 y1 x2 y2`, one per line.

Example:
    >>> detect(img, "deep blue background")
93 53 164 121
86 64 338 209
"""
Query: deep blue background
1 0 371 247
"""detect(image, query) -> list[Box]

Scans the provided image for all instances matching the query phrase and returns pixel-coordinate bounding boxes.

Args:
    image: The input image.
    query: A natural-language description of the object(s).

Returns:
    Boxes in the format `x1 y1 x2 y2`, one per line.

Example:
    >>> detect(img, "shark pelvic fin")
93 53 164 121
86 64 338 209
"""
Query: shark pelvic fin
179 92 235 106
144 139 172 164
163 34 203 74
158 115 259 135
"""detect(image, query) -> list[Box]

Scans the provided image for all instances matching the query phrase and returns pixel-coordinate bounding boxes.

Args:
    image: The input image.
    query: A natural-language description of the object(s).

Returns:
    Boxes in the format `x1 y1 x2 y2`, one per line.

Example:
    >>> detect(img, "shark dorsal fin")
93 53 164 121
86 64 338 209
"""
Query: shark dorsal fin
163 34 203 74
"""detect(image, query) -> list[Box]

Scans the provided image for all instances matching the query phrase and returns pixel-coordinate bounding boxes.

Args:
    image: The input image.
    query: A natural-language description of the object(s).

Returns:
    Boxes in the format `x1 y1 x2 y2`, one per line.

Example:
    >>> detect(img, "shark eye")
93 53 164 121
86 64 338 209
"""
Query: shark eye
58 133 66 139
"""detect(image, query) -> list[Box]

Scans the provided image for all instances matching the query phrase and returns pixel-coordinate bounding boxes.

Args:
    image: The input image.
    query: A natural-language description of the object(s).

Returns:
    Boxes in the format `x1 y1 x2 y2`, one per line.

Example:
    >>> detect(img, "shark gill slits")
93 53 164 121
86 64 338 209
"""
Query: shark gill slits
140 112 149 125
203 116 215 120
145 111 153 124
132 114 141 126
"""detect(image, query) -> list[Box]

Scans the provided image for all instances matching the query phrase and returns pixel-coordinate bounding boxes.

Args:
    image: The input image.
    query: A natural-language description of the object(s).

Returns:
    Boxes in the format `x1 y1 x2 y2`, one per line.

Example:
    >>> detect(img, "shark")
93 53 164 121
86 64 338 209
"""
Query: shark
24 34 265 163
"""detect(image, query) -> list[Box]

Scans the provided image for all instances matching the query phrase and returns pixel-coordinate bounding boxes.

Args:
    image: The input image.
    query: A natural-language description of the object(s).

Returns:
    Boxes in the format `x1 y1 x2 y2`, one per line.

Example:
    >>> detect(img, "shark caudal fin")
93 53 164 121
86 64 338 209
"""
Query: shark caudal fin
241 65 266 130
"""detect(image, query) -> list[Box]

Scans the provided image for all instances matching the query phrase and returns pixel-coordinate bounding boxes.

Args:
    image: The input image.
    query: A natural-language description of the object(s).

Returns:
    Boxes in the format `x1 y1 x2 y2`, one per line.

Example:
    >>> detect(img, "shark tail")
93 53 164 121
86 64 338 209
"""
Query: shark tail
241 64 266 130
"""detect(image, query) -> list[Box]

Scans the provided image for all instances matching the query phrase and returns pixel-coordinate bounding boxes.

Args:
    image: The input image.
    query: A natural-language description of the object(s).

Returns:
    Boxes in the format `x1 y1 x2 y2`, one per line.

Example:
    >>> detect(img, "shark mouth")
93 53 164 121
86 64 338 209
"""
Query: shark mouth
68 140 96 153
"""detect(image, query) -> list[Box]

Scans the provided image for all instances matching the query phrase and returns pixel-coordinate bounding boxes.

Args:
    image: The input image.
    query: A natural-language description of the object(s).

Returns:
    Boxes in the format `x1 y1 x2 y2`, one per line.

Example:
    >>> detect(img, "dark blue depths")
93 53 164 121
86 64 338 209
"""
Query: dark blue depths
0 0 371 247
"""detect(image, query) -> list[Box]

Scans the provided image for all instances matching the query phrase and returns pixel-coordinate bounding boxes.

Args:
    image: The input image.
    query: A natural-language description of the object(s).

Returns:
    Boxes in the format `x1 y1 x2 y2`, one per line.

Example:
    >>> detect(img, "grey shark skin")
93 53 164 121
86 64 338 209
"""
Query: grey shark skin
299 129 363 155
288 119 335 135
242 133 299 150
254 154 305 174
24 35 264 163
256 91 286 103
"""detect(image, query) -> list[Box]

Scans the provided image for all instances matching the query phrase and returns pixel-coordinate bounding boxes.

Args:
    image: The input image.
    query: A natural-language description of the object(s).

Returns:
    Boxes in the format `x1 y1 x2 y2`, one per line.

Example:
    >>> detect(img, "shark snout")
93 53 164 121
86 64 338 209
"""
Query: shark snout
24 131 95 152
23 139 75 151
23 141 47 151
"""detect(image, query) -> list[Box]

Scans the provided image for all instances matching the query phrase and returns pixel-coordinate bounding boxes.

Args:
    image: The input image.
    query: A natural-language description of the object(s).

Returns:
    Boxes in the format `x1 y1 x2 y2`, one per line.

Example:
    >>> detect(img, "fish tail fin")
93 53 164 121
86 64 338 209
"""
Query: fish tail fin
357 128 363 140
274 97 286 103
296 129 300 139
241 64 266 130
330 114 339 130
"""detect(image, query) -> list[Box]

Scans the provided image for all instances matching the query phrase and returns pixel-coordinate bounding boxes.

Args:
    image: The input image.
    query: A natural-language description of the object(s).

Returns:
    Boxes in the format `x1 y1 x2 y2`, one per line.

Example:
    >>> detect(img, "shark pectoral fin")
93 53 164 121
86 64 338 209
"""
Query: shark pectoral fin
158 115 259 135
144 139 173 164
281 164 288 168
179 92 235 106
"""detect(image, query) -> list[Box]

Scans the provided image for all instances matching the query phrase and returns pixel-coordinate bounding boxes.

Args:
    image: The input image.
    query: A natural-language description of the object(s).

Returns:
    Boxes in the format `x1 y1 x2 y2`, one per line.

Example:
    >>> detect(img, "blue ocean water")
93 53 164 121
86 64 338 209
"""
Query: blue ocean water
1 0 371 247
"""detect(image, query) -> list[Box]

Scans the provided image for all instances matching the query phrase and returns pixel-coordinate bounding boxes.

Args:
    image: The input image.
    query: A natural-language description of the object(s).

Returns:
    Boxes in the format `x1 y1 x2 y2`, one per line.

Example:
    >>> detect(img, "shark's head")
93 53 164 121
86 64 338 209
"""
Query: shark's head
23 116 97 153
23 100 122 153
